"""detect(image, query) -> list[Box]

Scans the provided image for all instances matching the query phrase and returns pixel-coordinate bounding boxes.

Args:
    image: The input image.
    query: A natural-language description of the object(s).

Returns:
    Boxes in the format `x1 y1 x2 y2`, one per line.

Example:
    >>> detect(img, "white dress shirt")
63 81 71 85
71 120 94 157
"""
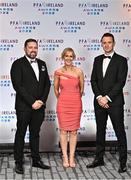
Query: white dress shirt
103 52 114 77
26 56 39 81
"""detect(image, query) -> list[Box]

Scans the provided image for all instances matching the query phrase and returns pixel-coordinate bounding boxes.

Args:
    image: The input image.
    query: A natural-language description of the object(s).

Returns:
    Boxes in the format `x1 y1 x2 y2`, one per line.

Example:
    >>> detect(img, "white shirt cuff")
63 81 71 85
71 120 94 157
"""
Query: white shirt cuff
106 95 112 102
96 95 102 100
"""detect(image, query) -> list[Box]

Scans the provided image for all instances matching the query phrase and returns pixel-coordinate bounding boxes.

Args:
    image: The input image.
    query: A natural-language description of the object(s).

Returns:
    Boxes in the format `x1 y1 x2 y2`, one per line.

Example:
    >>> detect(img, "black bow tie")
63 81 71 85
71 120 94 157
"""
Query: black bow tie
30 60 37 64
103 55 111 59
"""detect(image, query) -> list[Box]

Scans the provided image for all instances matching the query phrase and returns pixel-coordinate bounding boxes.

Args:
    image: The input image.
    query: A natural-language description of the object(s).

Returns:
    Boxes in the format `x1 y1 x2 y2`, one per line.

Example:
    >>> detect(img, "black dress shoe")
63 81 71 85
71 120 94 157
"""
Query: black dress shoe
86 159 104 168
118 165 127 173
15 163 24 174
32 160 50 169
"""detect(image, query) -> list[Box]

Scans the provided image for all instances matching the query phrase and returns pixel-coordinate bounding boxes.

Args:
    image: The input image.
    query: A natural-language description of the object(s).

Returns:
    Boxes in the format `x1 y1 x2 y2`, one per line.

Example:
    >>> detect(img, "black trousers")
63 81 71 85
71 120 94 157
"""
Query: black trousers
14 109 45 163
94 105 127 165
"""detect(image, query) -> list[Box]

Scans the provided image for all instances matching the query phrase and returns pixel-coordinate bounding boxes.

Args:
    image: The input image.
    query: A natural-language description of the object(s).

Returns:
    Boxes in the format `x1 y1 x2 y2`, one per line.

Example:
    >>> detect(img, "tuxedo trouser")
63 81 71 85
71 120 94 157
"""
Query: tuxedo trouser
14 110 45 163
94 106 127 165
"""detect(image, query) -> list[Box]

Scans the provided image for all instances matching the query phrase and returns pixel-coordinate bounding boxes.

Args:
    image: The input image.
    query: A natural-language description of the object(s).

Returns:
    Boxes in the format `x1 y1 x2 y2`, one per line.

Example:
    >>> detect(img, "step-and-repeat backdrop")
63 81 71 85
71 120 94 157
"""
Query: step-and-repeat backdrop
0 0 131 151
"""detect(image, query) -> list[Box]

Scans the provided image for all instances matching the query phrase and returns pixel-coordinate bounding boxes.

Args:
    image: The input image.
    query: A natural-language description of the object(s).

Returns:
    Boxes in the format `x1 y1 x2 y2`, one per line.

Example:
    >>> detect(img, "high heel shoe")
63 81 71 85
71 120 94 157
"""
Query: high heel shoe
69 156 76 168
62 156 69 168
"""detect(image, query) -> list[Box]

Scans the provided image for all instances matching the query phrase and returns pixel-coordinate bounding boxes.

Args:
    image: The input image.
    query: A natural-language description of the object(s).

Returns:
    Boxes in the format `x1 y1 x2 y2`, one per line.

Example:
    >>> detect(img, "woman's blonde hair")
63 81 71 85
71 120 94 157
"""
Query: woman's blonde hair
61 47 76 59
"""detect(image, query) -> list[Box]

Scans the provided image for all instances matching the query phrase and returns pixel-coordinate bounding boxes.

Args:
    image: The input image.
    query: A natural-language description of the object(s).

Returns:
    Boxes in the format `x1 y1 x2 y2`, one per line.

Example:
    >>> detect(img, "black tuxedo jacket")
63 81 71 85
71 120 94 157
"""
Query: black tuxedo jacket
91 52 128 107
10 56 51 111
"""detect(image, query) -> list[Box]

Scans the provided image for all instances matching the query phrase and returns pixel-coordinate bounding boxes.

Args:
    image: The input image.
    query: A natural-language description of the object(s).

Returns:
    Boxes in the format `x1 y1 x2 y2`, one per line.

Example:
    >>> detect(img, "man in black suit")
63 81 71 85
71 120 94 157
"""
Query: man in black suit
10 39 51 174
86 33 128 173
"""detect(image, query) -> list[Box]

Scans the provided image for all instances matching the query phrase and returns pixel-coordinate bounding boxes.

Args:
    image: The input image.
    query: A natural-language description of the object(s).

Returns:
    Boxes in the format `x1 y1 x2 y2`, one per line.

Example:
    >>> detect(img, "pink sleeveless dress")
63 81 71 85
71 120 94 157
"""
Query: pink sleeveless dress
55 71 82 131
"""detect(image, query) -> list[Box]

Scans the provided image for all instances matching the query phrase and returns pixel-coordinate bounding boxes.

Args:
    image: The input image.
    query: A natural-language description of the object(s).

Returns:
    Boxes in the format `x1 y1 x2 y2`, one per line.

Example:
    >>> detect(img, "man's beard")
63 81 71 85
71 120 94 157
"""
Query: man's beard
27 52 37 59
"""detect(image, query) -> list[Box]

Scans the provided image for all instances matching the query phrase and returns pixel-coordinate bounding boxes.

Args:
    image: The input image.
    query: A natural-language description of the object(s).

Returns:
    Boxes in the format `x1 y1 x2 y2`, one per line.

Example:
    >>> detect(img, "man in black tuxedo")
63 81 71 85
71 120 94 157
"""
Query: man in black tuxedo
86 33 128 173
10 39 51 174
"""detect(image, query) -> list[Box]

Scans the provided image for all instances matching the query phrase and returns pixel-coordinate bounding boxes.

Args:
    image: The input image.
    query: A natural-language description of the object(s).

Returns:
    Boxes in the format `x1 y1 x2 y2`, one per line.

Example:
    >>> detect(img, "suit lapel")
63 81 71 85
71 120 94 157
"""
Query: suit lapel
37 59 45 84
98 56 104 79
23 56 38 82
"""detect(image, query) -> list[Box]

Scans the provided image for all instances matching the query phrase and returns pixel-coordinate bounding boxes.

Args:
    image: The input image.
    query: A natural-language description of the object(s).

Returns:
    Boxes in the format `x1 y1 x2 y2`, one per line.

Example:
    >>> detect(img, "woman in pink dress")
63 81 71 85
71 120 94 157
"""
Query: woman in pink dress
54 48 84 168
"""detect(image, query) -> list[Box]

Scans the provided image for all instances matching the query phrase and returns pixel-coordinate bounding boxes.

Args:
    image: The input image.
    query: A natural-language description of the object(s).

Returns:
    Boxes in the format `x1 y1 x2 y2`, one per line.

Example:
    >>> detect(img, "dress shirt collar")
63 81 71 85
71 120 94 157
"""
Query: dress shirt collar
25 55 36 63
104 51 114 58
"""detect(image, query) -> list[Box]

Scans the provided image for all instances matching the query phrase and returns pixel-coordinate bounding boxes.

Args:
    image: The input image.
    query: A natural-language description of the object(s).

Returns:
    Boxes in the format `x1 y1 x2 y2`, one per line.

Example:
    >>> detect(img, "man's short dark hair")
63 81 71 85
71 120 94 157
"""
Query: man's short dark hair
101 33 115 42
24 38 38 48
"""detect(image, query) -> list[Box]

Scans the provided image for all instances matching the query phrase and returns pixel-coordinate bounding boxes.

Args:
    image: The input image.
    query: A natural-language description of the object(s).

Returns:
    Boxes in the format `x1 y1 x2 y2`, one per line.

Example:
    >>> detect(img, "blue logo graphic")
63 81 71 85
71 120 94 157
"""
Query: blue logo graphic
106 129 117 139
100 21 130 33
38 39 64 51
45 110 57 121
0 2 18 14
79 38 101 51
0 75 11 87
56 56 85 66
78 3 108 15
83 74 91 86
0 80 11 87
33 2 63 15
82 109 95 121
0 39 18 51
10 21 40 33
56 21 85 33
78 127 86 135
0 111 16 122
